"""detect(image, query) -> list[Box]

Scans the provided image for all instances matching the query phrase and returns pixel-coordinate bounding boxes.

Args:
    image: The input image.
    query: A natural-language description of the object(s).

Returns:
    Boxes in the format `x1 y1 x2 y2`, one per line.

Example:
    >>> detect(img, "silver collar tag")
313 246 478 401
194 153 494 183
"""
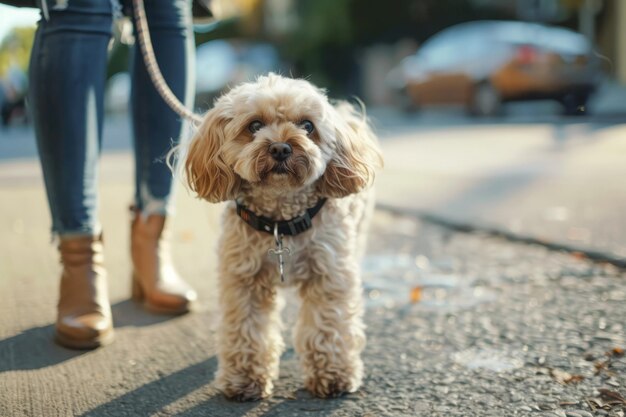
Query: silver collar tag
268 223 291 282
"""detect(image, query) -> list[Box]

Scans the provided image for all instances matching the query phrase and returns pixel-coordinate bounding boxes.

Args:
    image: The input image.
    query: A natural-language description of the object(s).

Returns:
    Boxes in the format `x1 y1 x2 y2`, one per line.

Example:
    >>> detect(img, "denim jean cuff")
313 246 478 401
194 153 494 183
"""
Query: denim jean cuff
54 223 102 241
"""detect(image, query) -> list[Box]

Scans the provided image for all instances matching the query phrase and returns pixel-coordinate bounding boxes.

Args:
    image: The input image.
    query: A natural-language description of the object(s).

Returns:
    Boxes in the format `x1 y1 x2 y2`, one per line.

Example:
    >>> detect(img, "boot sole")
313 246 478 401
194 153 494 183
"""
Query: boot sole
54 328 115 350
131 274 194 315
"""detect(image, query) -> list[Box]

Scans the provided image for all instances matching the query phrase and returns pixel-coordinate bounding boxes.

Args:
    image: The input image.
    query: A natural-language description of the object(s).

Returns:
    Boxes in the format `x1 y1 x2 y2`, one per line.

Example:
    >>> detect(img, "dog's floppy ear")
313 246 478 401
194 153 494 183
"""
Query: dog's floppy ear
185 108 241 202
317 101 383 198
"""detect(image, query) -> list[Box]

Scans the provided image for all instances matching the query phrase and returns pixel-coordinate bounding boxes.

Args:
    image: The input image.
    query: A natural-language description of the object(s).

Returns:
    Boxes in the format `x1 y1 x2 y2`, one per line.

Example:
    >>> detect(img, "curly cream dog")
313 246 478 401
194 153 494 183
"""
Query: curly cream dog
183 73 382 401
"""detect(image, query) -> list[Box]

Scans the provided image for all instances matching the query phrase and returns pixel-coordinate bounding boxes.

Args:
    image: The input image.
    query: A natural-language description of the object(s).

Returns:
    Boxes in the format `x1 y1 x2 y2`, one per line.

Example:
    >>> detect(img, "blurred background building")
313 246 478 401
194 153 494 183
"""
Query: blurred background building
1 0 626 124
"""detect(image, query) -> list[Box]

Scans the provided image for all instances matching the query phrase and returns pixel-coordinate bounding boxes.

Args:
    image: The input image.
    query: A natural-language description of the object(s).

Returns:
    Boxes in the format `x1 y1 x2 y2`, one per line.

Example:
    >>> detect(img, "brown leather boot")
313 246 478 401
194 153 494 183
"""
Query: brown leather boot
56 235 114 349
131 210 197 314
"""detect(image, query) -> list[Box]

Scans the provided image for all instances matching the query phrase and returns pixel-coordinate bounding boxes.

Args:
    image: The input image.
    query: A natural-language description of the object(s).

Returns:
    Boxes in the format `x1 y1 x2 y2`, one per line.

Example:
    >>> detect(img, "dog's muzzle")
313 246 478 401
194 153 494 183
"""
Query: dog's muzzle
268 142 292 162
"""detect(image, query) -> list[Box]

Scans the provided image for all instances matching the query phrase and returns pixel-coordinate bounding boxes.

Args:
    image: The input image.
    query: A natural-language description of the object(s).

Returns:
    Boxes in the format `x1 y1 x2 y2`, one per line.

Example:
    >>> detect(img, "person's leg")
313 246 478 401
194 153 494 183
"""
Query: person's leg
125 0 197 313
29 0 115 348
128 0 195 214
30 0 115 236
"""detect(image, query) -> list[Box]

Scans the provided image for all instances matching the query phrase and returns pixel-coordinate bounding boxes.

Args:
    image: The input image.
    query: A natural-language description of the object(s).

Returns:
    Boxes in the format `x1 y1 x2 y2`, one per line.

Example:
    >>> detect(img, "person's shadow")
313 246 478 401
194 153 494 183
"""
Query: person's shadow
79 356 220 417
0 299 175 373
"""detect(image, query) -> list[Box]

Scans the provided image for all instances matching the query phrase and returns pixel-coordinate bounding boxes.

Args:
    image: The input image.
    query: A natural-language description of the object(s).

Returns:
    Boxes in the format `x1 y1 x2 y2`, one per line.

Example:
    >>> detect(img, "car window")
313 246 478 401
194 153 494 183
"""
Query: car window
419 32 467 71
495 22 589 55
418 23 498 71
540 28 590 55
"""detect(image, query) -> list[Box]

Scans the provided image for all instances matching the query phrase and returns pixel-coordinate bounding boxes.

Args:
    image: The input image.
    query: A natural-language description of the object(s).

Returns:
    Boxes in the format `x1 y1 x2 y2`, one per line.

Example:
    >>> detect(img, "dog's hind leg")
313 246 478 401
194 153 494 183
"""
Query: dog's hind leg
215 265 284 401
294 269 366 398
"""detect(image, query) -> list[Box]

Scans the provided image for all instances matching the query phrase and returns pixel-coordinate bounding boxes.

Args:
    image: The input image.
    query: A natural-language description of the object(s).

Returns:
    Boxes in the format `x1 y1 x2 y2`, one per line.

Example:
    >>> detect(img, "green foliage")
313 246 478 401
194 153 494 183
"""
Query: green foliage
293 0 352 49
280 0 353 94
0 26 35 78
194 17 244 45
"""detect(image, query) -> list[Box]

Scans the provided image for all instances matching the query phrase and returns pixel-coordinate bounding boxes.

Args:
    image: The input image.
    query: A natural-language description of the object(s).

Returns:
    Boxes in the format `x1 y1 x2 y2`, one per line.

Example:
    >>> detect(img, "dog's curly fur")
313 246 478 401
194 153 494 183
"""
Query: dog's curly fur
183 74 382 401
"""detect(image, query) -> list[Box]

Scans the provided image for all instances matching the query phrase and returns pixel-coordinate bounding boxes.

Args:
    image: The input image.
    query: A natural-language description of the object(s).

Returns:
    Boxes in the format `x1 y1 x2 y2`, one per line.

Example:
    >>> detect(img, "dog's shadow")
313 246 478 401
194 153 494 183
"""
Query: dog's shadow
0 299 174 373
171 391 264 417
174 387 355 417
172 351 353 417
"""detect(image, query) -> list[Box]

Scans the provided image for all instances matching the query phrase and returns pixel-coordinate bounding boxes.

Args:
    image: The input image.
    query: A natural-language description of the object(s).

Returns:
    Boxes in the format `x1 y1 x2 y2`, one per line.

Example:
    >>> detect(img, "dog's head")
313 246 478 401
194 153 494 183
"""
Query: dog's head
184 74 382 202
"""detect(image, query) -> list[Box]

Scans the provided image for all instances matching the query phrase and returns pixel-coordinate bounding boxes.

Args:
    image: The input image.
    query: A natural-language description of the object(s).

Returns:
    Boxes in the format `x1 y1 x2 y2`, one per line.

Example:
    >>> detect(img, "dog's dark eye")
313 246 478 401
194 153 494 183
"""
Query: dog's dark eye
248 120 264 133
299 120 315 135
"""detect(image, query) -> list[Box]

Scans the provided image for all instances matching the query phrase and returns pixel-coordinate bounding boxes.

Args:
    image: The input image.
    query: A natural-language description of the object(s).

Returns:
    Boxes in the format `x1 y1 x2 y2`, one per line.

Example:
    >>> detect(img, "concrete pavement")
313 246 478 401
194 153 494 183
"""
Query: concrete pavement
374 117 626 262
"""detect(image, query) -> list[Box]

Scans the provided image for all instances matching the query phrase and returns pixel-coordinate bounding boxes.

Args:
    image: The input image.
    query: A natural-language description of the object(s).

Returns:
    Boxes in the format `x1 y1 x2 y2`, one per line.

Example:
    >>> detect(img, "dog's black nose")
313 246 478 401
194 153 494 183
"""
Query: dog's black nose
269 142 292 162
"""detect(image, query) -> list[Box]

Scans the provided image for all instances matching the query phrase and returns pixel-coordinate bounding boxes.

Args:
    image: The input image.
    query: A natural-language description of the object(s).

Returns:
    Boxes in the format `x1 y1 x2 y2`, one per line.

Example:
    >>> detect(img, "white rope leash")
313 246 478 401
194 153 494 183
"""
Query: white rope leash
132 0 203 126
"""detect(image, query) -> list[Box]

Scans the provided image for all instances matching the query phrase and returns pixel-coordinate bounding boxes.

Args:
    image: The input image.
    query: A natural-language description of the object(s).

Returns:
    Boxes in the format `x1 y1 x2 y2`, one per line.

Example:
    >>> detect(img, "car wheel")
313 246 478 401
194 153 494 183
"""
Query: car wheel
561 93 589 116
469 82 502 117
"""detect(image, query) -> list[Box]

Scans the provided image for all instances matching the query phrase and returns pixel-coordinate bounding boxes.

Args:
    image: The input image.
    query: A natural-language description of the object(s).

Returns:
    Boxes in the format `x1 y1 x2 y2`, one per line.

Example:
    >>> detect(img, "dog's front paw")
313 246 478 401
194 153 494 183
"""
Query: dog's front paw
305 373 360 398
218 375 273 402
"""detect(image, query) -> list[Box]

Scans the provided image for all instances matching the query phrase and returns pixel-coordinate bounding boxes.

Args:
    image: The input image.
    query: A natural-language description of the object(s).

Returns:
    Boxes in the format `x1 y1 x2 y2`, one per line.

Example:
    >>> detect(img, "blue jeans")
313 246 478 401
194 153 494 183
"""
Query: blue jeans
29 0 195 236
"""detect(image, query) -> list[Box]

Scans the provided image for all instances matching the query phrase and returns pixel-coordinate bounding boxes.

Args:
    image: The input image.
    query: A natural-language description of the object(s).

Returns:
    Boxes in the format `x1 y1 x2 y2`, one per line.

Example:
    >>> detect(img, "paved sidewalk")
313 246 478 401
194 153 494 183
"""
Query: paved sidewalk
374 119 626 262
1 155 625 417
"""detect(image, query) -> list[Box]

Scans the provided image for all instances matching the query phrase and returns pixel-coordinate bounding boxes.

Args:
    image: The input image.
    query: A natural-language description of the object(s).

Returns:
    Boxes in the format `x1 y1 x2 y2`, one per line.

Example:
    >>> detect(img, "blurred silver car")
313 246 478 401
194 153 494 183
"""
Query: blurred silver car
387 20 602 116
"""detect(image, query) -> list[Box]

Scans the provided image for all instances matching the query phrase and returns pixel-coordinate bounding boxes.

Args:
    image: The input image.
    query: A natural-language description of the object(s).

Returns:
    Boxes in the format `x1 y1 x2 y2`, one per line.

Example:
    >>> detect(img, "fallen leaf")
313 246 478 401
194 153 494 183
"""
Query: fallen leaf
409 286 422 303
586 397 605 410
585 392 626 412
598 388 626 405
594 360 610 374
567 374 584 383
611 347 624 357
549 368 585 384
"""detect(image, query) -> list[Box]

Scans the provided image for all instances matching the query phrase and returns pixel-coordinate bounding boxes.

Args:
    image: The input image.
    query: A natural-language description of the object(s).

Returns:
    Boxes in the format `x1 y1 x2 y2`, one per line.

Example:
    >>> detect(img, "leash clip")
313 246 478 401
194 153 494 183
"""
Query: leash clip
268 223 290 282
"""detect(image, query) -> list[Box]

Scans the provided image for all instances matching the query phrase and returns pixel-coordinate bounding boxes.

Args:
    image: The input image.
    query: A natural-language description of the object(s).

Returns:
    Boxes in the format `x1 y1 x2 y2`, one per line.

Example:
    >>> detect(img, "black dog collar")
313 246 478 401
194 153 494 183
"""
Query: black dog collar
236 198 327 236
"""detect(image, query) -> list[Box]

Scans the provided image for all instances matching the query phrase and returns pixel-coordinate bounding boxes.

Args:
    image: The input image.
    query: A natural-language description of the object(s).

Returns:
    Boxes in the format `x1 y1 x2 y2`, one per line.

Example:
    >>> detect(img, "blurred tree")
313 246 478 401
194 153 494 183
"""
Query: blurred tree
0 26 35 78
561 0 586 9
282 0 354 93
349 0 514 45
107 42 130 80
